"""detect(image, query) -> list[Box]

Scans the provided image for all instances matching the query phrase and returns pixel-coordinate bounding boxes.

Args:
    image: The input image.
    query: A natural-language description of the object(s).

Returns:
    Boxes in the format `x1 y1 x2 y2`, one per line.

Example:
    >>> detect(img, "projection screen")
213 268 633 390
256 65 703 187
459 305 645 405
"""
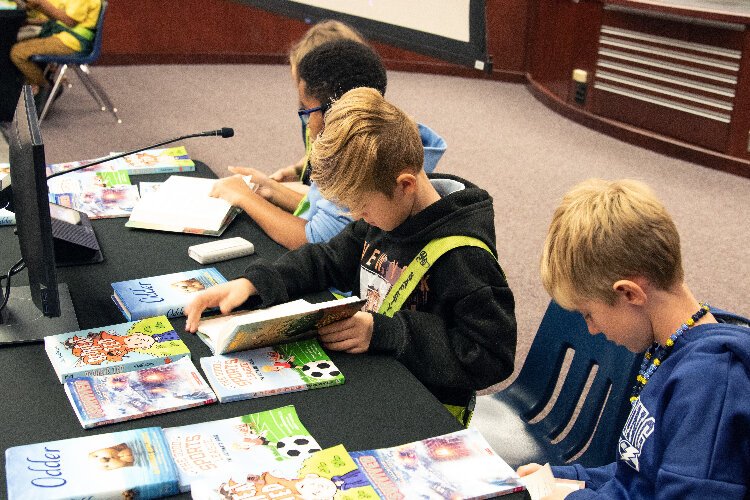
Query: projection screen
234 0 490 71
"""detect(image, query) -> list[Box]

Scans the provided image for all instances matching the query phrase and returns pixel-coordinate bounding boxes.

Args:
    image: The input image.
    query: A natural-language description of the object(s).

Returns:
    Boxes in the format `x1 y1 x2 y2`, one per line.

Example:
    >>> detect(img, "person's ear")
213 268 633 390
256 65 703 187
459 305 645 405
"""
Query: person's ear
395 173 417 195
612 279 647 306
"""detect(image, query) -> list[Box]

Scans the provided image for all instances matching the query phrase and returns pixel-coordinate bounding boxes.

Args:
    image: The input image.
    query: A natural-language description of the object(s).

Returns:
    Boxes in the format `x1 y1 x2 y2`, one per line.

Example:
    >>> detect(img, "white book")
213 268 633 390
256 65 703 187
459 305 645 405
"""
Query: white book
125 176 240 236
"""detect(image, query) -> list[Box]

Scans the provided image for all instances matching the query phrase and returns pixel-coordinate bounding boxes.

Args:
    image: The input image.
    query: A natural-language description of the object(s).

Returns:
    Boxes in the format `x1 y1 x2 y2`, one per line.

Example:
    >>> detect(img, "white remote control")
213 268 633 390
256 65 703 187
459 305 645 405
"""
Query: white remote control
188 237 255 264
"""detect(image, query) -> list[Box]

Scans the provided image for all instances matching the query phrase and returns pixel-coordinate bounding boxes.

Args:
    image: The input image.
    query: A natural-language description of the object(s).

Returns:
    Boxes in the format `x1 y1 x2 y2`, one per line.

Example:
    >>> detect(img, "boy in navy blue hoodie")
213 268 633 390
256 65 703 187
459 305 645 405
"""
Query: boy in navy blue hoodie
519 178 750 499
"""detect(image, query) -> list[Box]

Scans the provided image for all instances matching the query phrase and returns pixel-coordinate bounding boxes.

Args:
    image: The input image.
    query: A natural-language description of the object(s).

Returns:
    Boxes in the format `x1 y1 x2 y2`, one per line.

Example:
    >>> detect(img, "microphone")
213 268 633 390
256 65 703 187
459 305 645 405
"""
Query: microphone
46 128 235 180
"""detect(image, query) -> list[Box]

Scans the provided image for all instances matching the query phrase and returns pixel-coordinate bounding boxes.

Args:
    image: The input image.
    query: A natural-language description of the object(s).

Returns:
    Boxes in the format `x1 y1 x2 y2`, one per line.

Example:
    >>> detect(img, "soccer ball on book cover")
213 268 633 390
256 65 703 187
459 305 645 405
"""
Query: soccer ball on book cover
275 435 321 458
300 360 341 380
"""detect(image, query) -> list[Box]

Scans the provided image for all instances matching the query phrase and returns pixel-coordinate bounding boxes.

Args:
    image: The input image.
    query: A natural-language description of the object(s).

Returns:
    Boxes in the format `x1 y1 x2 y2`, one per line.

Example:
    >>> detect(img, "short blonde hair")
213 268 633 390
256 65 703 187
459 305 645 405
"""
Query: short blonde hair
309 87 423 206
289 20 365 73
541 178 684 309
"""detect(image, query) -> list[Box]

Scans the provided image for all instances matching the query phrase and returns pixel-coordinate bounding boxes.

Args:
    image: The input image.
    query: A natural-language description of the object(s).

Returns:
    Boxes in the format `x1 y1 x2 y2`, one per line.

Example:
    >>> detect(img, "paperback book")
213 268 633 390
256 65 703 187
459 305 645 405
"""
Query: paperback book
163 404 321 492
5 426 180 500
350 428 526 499
44 156 122 176
0 207 15 226
111 267 228 321
64 357 217 428
197 296 366 354
200 338 345 402
113 146 195 175
44 315 191 383
190 444 378 500
126 175 240 236
47 169 140 219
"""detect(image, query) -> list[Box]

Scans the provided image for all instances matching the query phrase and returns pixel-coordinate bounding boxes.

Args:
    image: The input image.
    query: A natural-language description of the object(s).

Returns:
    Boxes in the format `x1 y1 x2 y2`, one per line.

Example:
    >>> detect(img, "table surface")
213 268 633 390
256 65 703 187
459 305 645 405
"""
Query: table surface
0 163 534 499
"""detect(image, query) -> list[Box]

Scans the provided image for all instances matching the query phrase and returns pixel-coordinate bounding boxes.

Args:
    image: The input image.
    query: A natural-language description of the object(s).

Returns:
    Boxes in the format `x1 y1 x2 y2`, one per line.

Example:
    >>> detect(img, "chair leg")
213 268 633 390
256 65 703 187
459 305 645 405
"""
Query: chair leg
73 65 122 123
38 64 68 124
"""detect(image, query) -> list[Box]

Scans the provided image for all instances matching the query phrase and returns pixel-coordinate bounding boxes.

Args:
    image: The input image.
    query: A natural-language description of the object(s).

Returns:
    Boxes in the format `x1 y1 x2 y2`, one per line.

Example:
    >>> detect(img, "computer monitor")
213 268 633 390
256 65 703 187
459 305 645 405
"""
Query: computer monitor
0 86 88 343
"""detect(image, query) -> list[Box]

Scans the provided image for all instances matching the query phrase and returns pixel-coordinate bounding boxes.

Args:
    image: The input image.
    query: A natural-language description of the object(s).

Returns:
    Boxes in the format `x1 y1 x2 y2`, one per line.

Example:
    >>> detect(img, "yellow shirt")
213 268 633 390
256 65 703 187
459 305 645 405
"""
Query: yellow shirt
50 0 101 51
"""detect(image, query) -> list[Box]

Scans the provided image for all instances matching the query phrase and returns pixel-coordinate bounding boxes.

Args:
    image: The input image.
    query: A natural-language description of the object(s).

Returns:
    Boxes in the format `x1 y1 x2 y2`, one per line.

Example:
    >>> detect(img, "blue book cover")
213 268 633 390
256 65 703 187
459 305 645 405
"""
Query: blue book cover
0 207 15 226
64 357 217 428
44 316 191 383
111 267 227 321
5 427 180 500
163 405 321 492
200 338 344 403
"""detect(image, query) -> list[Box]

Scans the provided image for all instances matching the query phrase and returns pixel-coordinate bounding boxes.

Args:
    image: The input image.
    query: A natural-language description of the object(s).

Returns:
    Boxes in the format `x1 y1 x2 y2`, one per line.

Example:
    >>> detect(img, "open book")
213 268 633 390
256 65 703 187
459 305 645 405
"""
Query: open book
196 296 366 354
125 175 240 236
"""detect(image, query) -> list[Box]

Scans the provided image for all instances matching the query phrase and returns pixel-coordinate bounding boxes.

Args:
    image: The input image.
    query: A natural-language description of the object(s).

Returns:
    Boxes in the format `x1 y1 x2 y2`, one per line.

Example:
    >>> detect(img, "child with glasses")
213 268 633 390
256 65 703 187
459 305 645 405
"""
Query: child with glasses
518 178 750 499
188 87 517 427
210 37 446 250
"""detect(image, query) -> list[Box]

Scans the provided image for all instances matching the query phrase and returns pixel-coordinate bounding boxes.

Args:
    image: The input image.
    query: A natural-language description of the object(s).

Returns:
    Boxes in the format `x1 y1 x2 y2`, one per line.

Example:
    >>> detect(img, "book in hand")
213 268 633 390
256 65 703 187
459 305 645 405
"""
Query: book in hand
200 338 344 402
111 267 228 321
163 404 321 492
5 426 180 500
350 428 526 499
113 146 196 175
196 296 366 355
190 444 378 500
519 463 585 500
44 316 191 383
125 175 240 236
64 357 217 429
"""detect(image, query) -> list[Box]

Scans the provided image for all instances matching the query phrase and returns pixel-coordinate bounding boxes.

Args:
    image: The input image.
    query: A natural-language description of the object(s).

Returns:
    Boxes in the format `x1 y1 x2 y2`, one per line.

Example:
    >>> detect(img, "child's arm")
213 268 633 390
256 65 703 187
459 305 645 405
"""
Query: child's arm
184 279 256 332
269 156 306 183
25 0 76 26
226 166 305 213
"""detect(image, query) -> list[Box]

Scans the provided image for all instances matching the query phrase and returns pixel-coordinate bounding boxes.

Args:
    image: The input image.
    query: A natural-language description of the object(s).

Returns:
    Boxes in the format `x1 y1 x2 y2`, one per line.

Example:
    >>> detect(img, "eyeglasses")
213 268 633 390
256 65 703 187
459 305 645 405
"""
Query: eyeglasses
297 103 328 125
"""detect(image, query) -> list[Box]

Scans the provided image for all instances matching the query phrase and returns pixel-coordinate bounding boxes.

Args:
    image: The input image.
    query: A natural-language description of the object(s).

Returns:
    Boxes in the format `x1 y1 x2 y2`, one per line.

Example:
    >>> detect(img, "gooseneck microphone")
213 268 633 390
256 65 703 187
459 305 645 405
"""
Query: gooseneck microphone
46 128 235 180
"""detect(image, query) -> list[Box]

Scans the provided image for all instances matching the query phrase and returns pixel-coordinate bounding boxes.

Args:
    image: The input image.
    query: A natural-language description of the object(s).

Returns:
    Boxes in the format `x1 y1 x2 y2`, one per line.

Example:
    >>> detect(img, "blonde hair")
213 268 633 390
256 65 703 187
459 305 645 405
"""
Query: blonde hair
289 20 365 73
541 178 684 309
309 87 423 206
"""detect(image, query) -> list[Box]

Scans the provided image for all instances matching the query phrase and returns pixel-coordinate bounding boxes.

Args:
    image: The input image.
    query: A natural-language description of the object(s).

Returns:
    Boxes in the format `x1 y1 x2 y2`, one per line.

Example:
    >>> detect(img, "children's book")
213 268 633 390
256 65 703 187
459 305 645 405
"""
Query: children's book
111 267 228 321
64 357 217 429
45 156 122 176
190 444 379 500
519 463 584 500
5 426 180 500
112 146 196 175
139 181 163 196
350 428 526 499
44 316 191 383
163 405 321 492
200 338 345 402
125 175 240 236
47 169 140 219
0 207 15 226
196 296 366 355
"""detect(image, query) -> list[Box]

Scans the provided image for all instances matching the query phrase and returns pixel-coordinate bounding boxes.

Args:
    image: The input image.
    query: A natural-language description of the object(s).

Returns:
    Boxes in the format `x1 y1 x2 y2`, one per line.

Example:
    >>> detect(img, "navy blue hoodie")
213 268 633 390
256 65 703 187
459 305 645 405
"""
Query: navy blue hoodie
553 318 750 498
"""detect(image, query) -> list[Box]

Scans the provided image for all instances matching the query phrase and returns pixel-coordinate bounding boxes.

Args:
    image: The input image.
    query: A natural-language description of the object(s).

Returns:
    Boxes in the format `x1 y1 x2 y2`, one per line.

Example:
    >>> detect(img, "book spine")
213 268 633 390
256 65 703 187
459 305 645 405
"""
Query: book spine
307 377 346 391
125 165 196 175
62 353 190 382
83 397 217 429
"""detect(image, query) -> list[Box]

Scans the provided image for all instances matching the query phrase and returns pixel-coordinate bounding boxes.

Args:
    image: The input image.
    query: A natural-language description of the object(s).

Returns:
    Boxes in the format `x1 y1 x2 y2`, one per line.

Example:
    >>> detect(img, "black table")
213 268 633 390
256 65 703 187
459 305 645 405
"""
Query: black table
0 163 531 499
0 8 25 122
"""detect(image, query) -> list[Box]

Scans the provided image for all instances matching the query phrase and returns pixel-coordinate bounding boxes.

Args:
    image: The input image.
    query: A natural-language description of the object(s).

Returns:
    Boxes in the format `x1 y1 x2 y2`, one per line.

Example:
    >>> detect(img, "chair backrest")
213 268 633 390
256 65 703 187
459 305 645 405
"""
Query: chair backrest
84 0 107 62
504 301 641 467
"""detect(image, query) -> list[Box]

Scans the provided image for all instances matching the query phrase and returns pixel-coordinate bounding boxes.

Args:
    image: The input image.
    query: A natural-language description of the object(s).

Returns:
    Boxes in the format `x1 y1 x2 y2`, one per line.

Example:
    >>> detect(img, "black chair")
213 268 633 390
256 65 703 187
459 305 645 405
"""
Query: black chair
481 300 641 469
31 1 120 124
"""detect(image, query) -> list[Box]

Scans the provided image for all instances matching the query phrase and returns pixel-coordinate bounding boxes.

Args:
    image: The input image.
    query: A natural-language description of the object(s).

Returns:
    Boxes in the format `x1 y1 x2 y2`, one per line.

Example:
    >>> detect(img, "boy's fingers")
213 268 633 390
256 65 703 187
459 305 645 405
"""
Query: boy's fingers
321 337 359 352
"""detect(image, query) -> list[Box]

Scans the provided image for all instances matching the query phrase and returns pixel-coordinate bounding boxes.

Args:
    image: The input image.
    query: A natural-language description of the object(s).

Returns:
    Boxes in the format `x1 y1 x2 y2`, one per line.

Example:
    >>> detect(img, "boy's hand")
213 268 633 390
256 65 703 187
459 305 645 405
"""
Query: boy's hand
269 164 301 183
318 311 373 354
227 166 274 200
210 175 259 207
516 463 543 477
184 279 256 333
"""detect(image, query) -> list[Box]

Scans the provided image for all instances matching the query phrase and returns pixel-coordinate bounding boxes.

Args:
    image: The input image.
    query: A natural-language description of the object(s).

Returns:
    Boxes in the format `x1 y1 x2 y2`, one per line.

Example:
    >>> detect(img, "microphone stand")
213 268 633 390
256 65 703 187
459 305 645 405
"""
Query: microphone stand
46 129 234 180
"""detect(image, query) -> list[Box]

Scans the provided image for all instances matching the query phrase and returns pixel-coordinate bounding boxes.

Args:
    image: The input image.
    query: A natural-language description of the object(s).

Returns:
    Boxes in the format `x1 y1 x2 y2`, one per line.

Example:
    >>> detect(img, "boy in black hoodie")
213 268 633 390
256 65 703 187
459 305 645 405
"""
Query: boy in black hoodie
186 87 517 424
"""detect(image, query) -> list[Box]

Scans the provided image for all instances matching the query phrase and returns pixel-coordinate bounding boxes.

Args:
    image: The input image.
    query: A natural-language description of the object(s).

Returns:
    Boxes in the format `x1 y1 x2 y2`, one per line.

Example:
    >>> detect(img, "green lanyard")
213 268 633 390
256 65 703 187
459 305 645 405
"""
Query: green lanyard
377 235 495 318
293 127 312 217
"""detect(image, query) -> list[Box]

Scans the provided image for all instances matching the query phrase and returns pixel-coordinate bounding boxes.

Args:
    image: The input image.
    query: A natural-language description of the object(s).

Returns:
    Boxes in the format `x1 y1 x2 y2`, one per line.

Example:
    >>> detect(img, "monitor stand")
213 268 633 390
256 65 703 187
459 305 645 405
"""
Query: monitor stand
0 283 79 344
51 209 104 266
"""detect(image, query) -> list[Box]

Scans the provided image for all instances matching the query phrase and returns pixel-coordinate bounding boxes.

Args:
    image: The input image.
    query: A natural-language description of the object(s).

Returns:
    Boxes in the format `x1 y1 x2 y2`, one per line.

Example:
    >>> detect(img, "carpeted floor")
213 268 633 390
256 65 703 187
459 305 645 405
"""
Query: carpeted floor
4 63 750 456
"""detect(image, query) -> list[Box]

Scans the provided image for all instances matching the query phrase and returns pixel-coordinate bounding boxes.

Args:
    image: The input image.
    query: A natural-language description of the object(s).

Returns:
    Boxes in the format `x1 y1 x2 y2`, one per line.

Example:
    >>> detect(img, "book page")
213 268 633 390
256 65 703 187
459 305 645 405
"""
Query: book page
521 463 584 500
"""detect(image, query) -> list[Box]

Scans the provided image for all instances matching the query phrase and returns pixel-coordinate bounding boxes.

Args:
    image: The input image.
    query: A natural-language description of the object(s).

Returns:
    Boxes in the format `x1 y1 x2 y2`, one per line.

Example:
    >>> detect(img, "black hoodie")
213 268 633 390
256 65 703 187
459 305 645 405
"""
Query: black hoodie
244 174 517 407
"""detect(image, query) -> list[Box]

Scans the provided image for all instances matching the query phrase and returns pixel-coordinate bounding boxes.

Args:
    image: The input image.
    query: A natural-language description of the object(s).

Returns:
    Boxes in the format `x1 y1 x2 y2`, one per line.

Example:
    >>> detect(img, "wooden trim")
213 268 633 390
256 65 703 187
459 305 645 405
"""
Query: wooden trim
603 0 750 25
527 75 750 178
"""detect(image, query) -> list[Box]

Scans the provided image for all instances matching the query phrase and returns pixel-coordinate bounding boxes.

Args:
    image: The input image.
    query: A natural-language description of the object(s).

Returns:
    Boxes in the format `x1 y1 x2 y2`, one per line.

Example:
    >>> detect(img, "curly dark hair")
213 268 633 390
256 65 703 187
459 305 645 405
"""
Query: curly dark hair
297 39 387 106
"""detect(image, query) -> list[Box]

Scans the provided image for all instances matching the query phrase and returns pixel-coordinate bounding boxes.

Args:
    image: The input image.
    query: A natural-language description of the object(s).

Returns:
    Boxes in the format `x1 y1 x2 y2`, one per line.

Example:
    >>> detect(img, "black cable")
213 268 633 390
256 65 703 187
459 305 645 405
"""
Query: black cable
0 258 25 312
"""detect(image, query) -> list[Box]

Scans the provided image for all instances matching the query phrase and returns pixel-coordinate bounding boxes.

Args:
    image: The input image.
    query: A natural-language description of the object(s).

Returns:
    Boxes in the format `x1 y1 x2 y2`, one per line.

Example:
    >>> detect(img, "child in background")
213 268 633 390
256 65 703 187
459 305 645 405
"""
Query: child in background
188 88 516 426
518 178 750 499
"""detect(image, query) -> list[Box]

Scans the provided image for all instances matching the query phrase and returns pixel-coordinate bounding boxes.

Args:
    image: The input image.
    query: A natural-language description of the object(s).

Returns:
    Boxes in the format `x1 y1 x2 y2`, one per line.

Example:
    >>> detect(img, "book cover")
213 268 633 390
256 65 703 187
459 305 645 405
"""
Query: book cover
125 175 240 236
47 169 140 219
139 181 163 196
197 296 366 355
163 405 322 492
5 426 180 500
0 207 15 226
111 267 228 321
44 316 191 383
64 357 217 429
200 338 345 403
113 146 196 175
350 428 526 499
190 444 379 500
45 156 122 176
